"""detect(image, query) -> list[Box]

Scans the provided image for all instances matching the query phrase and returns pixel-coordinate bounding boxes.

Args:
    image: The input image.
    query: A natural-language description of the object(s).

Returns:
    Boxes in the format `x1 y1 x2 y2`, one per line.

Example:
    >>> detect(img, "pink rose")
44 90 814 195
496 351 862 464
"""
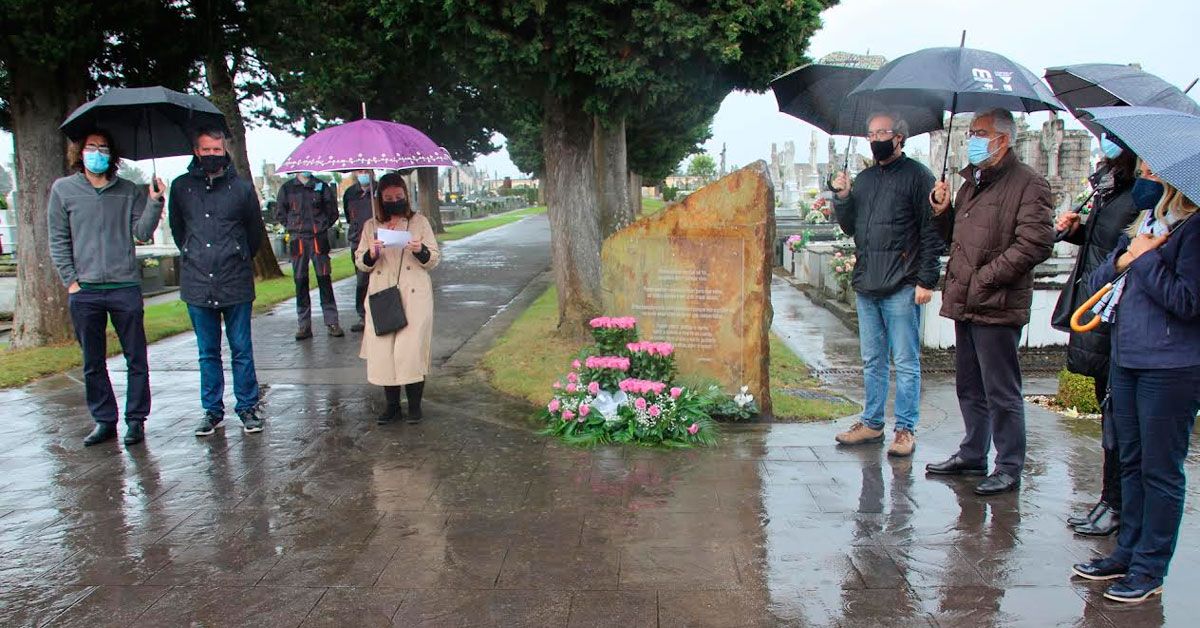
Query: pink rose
571 360 582 370
548 399 560 413
579 404 590 417
552 381 562 389
670 387 682 399
648 404 661 417
659 343 674 356
566 383 578 393
687 423 700 435
562 409 575 421
588 381 600 395
567 372 578 383
634 397 647 411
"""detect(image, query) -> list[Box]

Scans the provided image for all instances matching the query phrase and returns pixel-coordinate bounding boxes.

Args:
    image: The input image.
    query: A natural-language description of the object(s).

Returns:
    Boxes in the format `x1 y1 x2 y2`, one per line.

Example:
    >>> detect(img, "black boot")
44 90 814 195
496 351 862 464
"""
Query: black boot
123 420 145 446
377 386 402 424
1074 503 1120 537
1067 501 1106 527
83 422 118 446
405 381 424 424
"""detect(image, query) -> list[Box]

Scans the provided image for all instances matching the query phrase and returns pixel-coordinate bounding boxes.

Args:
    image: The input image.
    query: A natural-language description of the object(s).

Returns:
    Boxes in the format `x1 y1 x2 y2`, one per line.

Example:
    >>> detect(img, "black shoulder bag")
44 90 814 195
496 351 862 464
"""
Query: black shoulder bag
369 247 408 336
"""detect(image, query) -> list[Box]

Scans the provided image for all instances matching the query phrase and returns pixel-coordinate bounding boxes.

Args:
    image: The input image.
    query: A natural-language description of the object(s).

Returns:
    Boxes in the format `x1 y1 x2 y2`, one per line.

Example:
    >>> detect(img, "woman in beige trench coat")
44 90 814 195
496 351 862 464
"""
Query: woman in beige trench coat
355 173 440 424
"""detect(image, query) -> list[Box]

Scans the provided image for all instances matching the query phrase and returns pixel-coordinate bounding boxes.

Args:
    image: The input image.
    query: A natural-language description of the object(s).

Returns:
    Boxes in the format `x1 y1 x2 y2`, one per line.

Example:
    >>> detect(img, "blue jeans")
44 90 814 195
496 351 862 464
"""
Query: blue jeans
187 302 259 416
1109 363 1200 580
855 284 922 432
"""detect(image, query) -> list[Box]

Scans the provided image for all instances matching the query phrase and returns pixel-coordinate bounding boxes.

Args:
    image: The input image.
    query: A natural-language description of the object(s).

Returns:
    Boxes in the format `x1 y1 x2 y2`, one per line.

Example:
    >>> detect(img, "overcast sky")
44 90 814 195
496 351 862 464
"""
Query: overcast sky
3 0 1198 184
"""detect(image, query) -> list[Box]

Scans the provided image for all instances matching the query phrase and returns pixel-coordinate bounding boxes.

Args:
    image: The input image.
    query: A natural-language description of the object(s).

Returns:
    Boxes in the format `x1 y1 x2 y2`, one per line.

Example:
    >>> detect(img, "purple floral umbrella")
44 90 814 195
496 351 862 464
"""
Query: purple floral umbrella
276 118 453 173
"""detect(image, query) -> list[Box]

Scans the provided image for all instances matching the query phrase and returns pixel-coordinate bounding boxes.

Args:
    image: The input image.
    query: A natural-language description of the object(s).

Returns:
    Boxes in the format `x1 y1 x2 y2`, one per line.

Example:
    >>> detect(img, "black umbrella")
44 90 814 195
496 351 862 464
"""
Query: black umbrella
60 86 227 162
1045 64 1200 137
847 35 1064 179
771 64 945 137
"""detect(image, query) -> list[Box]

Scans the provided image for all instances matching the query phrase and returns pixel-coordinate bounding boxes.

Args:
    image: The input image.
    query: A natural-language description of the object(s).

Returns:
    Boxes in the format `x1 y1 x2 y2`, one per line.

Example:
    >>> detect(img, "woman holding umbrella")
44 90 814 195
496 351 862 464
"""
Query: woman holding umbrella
1051 137 1141 537
356 172 440 424
1071 162 1200 602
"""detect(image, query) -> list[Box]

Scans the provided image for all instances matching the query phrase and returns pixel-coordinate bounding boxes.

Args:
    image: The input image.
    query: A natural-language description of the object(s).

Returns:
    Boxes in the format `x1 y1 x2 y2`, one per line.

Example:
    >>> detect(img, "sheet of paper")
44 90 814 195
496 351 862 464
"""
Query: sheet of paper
377 228 412 249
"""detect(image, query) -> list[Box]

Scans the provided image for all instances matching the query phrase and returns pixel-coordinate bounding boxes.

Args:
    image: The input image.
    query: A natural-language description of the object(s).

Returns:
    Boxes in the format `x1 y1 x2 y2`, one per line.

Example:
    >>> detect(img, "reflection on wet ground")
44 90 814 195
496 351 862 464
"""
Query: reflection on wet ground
1 216 1196 626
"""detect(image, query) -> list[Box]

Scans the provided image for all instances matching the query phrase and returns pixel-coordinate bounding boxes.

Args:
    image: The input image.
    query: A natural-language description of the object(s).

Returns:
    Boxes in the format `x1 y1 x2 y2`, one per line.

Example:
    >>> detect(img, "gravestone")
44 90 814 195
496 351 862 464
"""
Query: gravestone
601 161 775 412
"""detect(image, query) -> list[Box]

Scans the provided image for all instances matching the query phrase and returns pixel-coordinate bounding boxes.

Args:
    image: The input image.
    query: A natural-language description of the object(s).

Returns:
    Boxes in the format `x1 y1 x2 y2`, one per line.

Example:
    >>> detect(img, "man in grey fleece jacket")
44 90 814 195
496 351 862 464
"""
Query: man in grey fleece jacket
47 130 165 447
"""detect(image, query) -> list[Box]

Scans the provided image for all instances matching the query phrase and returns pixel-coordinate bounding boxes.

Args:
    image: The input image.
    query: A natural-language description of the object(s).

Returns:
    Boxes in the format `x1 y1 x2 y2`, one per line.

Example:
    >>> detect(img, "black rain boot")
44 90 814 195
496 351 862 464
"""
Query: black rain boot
123 419 146 446
1074 503 1120 537
83 422 118 447
377 386 402 425
405 381 424 424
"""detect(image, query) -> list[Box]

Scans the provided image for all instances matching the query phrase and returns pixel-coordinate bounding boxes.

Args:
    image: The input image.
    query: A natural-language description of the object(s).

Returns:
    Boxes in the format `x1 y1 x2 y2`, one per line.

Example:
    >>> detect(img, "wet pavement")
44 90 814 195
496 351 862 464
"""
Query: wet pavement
2 214 1199 626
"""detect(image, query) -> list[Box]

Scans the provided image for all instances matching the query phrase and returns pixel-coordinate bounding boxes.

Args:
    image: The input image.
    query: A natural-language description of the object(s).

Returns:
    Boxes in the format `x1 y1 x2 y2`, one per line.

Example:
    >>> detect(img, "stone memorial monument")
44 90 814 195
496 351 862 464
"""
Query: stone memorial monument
601 162 775 412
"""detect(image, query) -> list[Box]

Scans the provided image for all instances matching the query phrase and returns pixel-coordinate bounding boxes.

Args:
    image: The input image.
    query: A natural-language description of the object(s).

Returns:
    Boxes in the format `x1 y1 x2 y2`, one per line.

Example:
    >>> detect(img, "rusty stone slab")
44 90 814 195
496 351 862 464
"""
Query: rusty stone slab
601 161 775 412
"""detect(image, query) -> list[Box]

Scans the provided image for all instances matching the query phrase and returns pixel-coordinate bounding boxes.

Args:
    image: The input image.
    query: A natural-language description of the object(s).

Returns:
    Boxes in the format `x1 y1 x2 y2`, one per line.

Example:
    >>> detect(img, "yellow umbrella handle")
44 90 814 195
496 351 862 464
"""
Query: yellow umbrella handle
1070 283 1113 333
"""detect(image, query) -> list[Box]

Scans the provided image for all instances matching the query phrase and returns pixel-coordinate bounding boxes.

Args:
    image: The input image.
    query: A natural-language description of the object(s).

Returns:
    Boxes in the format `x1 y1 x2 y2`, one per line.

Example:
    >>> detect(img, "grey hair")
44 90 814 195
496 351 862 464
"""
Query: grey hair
191 126 227 147
972 108 1015 142
867 112 910 143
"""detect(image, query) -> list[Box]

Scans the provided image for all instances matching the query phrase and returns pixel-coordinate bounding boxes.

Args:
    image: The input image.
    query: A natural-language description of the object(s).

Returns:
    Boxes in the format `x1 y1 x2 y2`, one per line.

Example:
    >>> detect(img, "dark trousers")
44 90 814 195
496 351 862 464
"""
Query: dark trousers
67 286 150 423
290 236 338 329
1110 364 1200 579
187 302 259 417
1093 370 1122 507
355 270 370 320
953 322 1026 476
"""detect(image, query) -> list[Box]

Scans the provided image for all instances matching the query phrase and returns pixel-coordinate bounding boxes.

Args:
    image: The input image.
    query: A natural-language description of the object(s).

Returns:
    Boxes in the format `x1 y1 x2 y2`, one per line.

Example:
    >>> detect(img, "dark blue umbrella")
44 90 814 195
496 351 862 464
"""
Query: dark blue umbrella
1045 64 1200 137
847 37 1063 178
1081 106 1200 204
771 64 944 137
60 86 227 161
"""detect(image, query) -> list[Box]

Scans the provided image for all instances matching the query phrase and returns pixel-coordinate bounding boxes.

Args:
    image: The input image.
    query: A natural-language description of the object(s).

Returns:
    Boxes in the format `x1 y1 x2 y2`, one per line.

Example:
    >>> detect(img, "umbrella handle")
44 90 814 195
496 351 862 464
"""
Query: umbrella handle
1070 283 1113 333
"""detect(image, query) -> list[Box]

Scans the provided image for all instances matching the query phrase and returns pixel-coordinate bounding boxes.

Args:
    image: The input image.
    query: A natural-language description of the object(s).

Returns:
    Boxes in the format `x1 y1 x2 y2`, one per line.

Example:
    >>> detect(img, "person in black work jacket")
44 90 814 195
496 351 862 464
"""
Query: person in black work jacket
276 171 344 339
830 112 940 458
344 169 376 332
1051 139 1142 537
169 127 267 437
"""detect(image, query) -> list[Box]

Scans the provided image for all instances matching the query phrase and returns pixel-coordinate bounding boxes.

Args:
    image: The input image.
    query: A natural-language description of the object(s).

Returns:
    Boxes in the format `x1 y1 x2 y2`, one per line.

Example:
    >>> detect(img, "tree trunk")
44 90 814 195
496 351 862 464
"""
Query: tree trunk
205 53 283 279
543 94 602 336
628 171 643 217
593 117 632 238
417 168 444 233
8 62 85 348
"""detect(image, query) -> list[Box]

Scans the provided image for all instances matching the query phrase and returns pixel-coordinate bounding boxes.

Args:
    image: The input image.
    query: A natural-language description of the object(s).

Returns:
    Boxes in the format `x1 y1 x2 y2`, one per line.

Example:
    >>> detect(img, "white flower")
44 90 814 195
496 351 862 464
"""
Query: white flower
734 385 754 407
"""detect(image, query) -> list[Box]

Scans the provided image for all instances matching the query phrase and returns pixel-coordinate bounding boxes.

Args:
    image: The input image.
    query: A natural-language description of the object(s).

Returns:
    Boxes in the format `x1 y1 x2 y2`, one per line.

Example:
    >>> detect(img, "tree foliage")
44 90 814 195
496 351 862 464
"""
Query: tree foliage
686 153 717 180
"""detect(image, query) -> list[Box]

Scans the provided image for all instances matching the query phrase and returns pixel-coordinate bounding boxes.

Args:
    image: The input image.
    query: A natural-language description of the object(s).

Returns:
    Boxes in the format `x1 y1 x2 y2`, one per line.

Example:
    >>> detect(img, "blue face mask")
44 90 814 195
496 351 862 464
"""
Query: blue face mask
1100 136 1123 160
1131 178 1164 210
82 151 110 175
967 136 998 166
356 174 371 187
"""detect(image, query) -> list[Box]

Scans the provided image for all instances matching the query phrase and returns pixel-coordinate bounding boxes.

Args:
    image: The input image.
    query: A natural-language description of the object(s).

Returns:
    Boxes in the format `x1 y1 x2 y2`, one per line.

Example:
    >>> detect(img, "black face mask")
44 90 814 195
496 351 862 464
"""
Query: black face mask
870 139 897 162
198 154 230 175
381 199 410 217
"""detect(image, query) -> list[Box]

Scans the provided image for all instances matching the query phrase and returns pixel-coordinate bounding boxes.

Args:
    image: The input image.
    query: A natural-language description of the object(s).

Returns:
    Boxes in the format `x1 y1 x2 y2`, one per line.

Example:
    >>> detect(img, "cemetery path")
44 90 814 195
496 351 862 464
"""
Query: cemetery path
0 215 1196 626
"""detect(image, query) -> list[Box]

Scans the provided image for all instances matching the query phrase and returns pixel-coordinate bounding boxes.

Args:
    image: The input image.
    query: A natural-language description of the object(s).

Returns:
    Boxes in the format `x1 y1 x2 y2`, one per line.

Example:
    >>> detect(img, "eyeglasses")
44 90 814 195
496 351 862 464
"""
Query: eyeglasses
965 129 993 139
83 146 111 155
865 130 895 140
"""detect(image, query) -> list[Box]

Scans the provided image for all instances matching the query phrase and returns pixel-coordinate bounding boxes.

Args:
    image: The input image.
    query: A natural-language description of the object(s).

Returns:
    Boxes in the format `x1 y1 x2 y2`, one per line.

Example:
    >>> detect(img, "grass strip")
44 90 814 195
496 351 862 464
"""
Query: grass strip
481 285 858 421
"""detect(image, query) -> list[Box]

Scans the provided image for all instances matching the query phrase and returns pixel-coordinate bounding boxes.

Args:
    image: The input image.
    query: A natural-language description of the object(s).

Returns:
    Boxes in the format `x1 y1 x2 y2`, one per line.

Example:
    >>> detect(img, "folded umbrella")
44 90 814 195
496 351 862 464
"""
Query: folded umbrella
60 86 227 160
1046 64 1200 137
276 118 453 174
847 37 1064 178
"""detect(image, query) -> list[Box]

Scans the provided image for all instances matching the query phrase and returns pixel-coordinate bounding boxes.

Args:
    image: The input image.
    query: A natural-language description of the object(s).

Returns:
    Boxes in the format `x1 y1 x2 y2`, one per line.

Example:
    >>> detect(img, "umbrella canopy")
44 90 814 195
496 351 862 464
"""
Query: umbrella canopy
60 86 227 160
848 46 1064 114
276 119 453 174
1081 106 1200 204
1045 64 1200 136
770 63 944 137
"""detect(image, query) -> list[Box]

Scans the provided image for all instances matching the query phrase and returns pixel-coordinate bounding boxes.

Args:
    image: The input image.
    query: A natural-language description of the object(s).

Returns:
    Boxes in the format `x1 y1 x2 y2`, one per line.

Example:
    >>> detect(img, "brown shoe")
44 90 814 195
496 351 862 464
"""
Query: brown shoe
887 429 916 457
835 421 884 445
